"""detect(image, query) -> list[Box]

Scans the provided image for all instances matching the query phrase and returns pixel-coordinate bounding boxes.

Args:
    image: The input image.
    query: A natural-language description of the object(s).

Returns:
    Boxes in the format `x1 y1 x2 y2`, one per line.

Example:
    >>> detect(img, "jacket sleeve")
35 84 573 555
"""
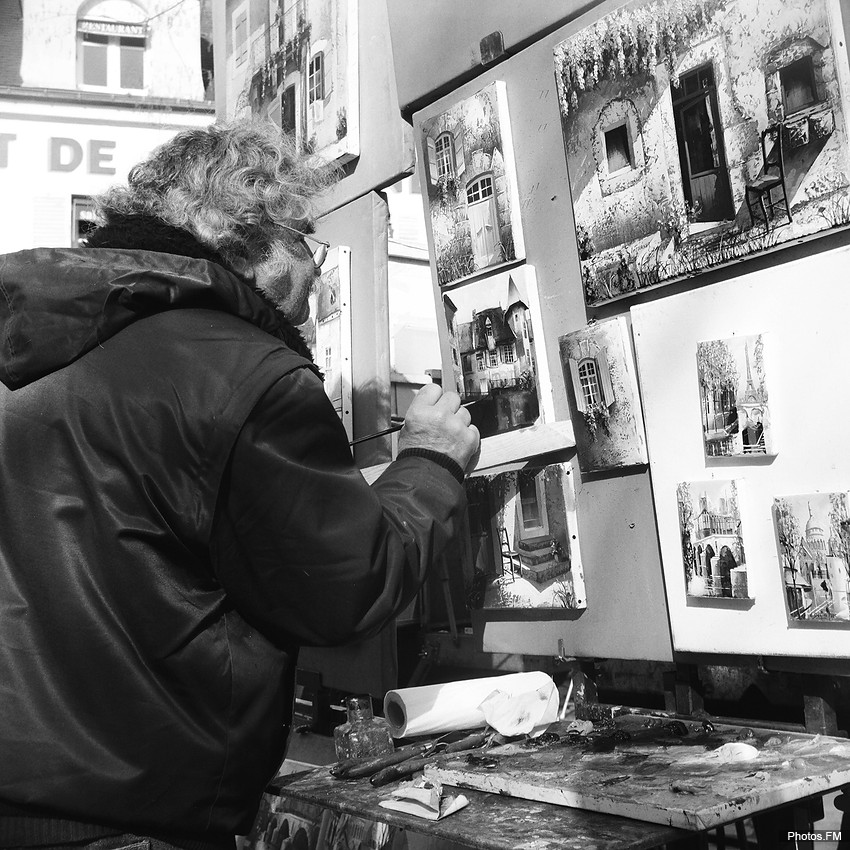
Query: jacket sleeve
210 365 467 648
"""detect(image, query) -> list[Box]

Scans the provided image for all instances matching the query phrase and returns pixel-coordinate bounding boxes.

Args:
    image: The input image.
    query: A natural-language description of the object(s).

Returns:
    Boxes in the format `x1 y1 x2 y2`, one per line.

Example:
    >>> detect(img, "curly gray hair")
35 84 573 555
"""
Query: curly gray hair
94 120 336 268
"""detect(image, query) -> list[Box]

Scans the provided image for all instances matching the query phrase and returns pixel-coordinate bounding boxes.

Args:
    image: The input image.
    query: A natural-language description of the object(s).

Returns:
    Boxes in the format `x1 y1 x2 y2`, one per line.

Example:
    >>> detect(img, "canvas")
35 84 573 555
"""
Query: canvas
676 479 749 599
239 0 360 164
419 81 525 286
559 316 647 472
442 267 546 439
464 462 587 612
554 0 850 305
696 333 774 458
298 247 353 439
773 493 850 625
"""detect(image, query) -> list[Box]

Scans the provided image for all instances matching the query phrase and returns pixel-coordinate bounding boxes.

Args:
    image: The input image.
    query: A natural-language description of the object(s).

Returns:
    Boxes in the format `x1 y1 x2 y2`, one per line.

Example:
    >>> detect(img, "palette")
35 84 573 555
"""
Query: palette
425 715 850 830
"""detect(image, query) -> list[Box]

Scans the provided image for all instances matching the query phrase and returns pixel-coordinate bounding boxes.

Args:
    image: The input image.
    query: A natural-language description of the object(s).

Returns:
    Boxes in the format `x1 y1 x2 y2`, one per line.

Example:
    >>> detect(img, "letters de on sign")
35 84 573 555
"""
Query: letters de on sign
48 138 117 175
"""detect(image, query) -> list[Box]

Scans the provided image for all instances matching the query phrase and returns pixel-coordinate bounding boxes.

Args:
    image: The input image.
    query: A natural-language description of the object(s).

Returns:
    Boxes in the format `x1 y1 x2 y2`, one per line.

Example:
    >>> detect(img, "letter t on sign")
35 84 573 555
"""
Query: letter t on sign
0 134 15 168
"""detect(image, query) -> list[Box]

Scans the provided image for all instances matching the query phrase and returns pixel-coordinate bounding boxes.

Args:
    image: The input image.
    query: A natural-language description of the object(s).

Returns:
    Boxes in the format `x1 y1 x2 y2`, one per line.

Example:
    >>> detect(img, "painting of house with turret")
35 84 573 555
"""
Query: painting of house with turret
442 268 541 438
554 0 850 305
420 81 525 286
696 333 774 458
773 493 850 624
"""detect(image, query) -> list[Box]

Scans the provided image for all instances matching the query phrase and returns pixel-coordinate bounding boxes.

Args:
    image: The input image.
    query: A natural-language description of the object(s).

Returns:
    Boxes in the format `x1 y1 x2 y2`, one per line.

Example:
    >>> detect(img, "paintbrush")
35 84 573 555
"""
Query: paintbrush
349 400 478 447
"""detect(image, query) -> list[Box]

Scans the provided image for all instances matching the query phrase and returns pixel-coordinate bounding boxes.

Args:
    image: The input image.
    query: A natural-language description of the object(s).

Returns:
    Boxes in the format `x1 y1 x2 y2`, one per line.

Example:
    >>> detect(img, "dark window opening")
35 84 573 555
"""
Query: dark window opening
604 123 632 172
780 56 818 115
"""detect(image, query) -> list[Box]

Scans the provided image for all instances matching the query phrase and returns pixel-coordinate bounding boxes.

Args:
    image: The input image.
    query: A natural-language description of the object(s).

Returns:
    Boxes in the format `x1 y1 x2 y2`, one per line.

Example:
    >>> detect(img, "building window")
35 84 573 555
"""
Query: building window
281 85 296 133
72 196 96 247
324 346 333 375
466 174 494 204
308 52 324 103
475 352 485 371
578 359 602 407
605 123 632 172
435 133 454 179
487 349 498 367
485 318 495 347
77 17 147 91
780 56 818 114
500 344 515 364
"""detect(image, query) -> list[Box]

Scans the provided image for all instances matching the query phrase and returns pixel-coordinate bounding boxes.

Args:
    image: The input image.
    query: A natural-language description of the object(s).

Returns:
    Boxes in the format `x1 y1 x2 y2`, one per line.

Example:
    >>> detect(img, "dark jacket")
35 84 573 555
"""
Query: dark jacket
0 230 465 844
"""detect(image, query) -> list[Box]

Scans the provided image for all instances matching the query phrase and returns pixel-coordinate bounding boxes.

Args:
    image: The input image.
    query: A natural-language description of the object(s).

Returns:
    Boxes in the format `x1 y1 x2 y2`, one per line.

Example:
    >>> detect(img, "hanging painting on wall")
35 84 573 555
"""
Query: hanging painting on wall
236 0 360 165
464 462 586 612
298 246 353 439
772 493 850 625
442 267 547 439
676 479 749 600
553 0 850 306
419 81 525 286
558 316 647 472
696 333 774 458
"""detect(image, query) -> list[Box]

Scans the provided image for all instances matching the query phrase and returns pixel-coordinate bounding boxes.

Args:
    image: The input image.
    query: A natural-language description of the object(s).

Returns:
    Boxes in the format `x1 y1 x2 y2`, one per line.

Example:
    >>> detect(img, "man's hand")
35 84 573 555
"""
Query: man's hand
398 384 480 473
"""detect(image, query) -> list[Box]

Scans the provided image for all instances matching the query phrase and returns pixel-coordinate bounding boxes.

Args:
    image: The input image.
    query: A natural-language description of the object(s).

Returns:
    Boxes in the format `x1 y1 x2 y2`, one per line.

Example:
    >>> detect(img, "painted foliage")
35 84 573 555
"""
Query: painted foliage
554 0 850 305
298 246 353 438
420 81 525 286
465 462 586 612
559 317 647 472
696 333 774 458
773 493 850 625
443 268 543 439
676 479 749 599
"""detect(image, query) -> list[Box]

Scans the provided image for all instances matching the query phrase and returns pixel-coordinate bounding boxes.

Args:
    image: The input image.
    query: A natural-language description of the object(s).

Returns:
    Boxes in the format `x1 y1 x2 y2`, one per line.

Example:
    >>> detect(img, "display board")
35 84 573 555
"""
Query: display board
631 245 850 658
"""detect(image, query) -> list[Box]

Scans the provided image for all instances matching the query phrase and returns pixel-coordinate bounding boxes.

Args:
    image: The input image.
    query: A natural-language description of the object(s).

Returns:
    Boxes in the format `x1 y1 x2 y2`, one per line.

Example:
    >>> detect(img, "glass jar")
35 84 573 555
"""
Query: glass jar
333 694 394 761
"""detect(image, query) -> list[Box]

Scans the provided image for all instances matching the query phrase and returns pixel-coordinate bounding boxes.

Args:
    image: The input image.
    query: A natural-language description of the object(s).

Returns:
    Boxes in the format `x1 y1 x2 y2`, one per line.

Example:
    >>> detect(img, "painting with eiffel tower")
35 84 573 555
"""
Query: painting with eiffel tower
696 333 774 458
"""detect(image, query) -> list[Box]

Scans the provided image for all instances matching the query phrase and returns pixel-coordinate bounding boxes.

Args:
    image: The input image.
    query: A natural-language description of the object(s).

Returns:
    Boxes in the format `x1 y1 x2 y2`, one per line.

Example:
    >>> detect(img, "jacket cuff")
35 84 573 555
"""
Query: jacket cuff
396 448 465 485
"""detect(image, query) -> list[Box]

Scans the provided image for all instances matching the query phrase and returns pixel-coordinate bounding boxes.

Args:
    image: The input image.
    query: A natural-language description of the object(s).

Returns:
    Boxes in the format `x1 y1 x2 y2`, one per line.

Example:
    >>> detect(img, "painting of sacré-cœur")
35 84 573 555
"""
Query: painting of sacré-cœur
443 268 543 439
676 479 749 600
420 81 525 286
464 463 586 612
697 333 774 458
773 493 850 626
559 317 647 472
554 0 850 305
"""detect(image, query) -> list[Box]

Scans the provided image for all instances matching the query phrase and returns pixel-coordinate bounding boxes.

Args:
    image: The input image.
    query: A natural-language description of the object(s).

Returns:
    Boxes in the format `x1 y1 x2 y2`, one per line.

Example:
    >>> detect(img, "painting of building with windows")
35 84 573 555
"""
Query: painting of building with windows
677 480 749 599
773 493 850 625
554 0 850 305
558 317 647 473
226 0 359 164
464 462 586 611
420 81 525 286
697 333 774 458
442 268 542 438
298 247 353 438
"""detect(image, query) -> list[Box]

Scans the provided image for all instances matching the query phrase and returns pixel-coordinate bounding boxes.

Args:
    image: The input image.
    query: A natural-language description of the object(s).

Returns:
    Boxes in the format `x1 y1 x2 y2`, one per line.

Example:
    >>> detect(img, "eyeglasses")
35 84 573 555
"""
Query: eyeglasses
280 223 330 270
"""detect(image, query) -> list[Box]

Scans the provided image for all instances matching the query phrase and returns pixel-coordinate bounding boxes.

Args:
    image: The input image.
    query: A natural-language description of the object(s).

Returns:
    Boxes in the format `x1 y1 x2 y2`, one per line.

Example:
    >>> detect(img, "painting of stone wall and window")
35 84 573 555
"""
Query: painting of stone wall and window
676 479 749 600
420 81 525 286
464 462 587 612
773 493 850 625
554 0 850 306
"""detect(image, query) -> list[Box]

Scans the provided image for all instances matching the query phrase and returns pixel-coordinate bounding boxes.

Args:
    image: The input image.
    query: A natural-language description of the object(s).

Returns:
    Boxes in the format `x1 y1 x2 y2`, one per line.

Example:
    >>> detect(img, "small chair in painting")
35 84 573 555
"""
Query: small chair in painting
745 124 791 229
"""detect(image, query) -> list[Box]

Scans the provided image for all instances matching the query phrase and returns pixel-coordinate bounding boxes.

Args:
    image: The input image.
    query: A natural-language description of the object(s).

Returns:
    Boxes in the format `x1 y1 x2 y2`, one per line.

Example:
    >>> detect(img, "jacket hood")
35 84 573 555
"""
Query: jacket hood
0 247 307 390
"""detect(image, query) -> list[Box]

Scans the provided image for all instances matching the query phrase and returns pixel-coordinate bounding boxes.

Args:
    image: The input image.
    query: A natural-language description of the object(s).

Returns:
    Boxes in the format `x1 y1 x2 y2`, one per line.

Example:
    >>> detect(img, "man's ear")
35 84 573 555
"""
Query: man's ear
229 256 256 280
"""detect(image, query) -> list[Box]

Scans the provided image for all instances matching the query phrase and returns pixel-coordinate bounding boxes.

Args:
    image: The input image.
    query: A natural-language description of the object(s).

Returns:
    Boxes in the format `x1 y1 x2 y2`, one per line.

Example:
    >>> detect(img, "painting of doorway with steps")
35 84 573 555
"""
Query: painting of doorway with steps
464 462 586 611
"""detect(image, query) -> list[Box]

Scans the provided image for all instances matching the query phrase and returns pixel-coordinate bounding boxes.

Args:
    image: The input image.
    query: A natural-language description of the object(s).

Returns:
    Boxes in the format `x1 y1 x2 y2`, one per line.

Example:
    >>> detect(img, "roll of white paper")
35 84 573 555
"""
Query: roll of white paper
383 671 557 738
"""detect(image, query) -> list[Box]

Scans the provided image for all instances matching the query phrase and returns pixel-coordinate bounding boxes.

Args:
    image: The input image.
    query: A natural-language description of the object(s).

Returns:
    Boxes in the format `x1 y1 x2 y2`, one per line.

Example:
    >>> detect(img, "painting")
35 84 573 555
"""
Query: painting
676 479 749 599
442 267 545 438
559 317 647 472
298 246 353 439
464 462 586 612
773 493 850 625
419 81 525 286
239 0 360 164
696 333 774 458
554 0 850 306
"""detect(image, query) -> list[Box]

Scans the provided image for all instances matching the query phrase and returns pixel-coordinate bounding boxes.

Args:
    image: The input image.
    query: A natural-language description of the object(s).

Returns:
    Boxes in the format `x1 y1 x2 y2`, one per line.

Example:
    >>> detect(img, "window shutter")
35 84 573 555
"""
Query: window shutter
425 137 438 184
452 126 465 177
597 348 615 407
567 357 586 412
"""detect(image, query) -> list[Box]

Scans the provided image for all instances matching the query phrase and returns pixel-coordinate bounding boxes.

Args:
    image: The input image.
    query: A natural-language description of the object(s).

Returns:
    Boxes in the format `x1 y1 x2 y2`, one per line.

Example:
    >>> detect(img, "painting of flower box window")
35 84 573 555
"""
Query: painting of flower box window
442 268 542 439
697 334 774 458
559 316 647 473
464 463 586 611
676 479 749 599
298 246 353 439
420 81 525 286
773 493 850 624
553 0 850 306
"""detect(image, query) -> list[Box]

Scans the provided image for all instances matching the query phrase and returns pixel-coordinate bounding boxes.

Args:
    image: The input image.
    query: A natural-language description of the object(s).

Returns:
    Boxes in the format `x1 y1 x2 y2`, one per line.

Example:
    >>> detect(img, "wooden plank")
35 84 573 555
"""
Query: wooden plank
426 715 850 831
